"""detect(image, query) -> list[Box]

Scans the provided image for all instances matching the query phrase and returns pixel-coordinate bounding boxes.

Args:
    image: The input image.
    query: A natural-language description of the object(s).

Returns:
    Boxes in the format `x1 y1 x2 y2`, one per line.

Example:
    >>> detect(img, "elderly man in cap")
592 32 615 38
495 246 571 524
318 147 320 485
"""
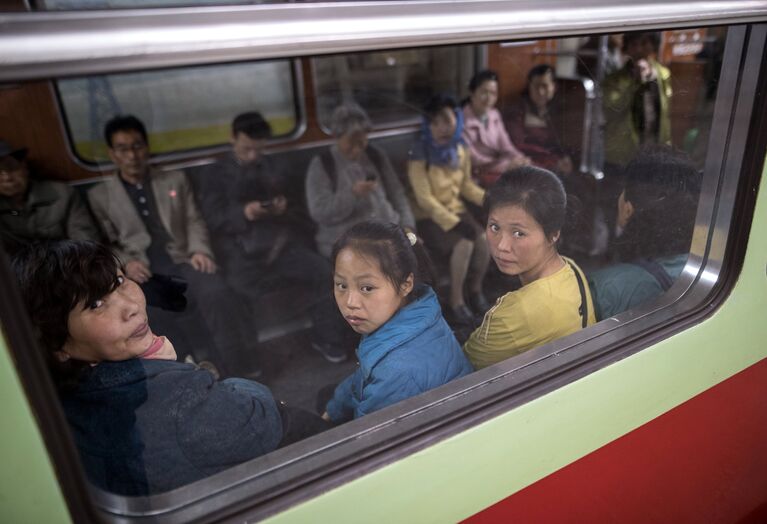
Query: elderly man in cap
0 140 99 255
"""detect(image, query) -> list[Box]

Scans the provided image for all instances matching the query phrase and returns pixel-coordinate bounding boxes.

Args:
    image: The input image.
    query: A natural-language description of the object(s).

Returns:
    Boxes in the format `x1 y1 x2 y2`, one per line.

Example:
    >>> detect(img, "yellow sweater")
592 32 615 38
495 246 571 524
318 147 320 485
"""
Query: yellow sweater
407 144 485 231
464 258 596 370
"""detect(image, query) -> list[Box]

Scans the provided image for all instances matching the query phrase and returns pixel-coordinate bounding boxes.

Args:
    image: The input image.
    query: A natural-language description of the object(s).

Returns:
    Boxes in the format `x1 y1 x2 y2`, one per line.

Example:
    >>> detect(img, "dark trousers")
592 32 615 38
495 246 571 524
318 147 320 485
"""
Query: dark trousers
225 243 348 347
143 261 258 376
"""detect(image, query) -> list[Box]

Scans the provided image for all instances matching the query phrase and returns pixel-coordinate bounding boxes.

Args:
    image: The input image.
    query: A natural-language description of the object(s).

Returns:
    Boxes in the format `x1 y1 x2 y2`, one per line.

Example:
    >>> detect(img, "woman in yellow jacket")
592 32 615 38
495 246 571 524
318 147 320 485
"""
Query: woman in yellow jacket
464 167 596 369
407 94 490 325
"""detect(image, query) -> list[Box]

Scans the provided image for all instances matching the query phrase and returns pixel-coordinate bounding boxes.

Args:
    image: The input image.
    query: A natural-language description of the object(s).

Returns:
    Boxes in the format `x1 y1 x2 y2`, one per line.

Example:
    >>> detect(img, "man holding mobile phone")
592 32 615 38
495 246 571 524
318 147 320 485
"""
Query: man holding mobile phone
195 112 350 364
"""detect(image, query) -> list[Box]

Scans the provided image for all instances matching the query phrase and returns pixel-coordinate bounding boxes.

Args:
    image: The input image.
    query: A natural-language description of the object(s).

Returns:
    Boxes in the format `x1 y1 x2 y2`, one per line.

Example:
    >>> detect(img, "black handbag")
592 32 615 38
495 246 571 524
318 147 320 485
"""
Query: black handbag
142 273 188 312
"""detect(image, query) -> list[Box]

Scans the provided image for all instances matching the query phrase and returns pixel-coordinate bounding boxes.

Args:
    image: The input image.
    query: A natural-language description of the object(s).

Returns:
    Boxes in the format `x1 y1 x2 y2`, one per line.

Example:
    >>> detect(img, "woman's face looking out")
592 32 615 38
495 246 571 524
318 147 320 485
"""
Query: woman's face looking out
486 204 560 285
470 79 499 117
60 273 176 364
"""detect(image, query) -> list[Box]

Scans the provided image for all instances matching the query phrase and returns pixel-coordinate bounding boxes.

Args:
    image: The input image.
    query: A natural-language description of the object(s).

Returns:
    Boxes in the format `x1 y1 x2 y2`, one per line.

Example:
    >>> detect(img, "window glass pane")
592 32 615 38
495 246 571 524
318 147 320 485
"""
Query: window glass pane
1 25 730 507
312 46 477 129
57 60 297 163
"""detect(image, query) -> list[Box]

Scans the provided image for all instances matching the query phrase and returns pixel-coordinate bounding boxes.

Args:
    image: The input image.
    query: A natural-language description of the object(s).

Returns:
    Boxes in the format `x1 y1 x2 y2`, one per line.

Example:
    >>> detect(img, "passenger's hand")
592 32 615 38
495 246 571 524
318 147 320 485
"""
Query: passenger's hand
352 180 377 197
243 201 269 221
452 220 476 240
190 253 217 274
321 411 331 422
125 260 152 283
272 195 287 215
507 155 532 170
557 155 574 175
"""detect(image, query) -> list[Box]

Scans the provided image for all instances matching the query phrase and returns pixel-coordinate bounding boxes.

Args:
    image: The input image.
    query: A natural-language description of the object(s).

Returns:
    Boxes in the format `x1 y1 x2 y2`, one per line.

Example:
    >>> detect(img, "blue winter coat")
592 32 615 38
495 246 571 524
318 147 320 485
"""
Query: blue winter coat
60 359 282 496
326 286 473 422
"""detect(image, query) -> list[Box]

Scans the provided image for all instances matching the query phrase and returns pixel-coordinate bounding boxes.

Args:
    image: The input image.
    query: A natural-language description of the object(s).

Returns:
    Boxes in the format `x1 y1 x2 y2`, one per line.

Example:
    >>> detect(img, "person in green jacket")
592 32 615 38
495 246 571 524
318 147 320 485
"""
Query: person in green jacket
603 31 673 168
463 167 595 370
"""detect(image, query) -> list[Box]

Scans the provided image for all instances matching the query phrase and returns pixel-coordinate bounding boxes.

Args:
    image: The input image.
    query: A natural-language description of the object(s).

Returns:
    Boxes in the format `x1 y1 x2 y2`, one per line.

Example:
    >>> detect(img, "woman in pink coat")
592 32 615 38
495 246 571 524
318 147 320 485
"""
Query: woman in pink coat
461 70 530 188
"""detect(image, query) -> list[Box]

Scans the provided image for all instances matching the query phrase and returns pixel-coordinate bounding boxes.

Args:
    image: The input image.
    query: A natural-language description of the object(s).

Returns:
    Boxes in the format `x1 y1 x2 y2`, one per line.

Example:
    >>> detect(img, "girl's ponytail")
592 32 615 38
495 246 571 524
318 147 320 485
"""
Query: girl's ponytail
405 229 436 289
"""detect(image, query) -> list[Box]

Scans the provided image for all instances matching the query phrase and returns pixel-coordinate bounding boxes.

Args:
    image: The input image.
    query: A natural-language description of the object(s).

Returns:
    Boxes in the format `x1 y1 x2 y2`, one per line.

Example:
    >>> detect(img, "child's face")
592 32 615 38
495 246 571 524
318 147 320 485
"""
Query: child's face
333 248 413 335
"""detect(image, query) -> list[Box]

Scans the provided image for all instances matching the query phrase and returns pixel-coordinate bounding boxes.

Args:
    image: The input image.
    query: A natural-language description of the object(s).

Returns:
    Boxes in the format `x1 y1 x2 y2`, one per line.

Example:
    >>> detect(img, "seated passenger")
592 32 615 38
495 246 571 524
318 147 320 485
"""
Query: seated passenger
0 140 99 255
306 103 415 257
87 115 258 374
323 222 473 423
12 240 282 495
195 111 349 364
588 147 700 320
461 70 531 188
506 64 574 176
463 167 596 369
408 94 490 324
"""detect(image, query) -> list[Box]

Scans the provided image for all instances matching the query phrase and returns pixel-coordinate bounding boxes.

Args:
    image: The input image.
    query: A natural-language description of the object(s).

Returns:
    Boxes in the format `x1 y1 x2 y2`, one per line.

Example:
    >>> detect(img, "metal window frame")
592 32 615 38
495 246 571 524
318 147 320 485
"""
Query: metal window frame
0 2 765 522
1 1 766 81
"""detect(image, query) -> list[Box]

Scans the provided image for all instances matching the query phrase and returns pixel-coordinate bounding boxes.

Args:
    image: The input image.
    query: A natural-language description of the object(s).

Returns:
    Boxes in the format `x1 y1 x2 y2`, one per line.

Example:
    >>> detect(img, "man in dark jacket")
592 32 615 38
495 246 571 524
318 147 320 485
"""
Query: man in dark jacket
195 112 349 363
0 140 99 254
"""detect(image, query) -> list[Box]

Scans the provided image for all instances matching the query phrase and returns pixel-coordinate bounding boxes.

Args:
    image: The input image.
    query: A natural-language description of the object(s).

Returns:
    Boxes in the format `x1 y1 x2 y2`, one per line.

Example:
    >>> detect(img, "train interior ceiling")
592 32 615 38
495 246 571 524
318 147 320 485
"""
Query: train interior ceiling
0 27 721 412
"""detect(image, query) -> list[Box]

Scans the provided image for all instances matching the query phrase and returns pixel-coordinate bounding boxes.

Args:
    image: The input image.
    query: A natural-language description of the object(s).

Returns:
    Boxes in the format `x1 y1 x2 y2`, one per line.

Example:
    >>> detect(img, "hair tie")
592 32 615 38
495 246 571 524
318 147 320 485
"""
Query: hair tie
406 232 418 246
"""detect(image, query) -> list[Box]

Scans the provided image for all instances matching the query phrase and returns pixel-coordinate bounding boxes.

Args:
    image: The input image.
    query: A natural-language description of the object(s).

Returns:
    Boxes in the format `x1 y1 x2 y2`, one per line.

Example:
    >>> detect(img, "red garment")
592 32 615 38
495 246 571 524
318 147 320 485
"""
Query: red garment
506 99 568 173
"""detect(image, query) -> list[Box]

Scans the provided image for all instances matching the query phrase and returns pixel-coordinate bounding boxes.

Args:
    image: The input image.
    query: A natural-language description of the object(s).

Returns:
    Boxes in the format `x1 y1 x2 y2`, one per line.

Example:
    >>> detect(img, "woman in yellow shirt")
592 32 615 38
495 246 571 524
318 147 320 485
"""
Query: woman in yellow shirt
464 167 595 369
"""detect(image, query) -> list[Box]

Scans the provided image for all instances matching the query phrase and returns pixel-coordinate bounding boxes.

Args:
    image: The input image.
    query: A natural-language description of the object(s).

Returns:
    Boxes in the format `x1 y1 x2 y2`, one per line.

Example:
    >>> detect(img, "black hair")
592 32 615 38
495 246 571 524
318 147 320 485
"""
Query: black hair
232 111 272 140
483 166 567 242
613 146 701 261
12 240 125 389
623 31 662 53
104 115 148 148
468 69 499 93
423 93 457 122
331 221 436 296
527 63 555 83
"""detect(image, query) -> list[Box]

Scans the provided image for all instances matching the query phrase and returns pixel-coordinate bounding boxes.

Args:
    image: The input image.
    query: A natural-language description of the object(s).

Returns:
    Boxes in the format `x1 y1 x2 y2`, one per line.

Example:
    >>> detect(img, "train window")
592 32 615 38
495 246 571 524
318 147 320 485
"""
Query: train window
56 60 299 164
3 6 764 521
312 45 477 130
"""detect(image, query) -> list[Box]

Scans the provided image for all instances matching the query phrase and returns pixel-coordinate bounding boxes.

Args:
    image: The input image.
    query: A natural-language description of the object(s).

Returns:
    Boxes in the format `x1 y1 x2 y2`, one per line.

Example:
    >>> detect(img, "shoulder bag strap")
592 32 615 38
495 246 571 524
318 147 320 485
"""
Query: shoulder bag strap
567 260 588 329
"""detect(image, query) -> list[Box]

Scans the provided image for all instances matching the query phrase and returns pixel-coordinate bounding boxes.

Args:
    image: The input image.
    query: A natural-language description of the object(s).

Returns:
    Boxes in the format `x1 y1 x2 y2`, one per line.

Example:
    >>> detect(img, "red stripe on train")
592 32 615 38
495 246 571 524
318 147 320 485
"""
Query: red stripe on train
464 357 767 523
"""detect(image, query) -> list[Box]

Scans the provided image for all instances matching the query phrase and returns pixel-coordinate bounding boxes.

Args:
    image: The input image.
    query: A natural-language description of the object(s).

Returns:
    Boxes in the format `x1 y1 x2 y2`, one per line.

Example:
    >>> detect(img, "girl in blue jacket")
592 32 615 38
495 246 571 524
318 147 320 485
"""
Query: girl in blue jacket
323 221 474 423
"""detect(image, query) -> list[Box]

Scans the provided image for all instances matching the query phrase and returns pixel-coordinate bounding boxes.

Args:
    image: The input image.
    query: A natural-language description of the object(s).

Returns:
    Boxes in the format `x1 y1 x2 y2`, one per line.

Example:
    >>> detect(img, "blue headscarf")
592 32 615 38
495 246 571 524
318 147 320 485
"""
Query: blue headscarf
410 108 465 168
